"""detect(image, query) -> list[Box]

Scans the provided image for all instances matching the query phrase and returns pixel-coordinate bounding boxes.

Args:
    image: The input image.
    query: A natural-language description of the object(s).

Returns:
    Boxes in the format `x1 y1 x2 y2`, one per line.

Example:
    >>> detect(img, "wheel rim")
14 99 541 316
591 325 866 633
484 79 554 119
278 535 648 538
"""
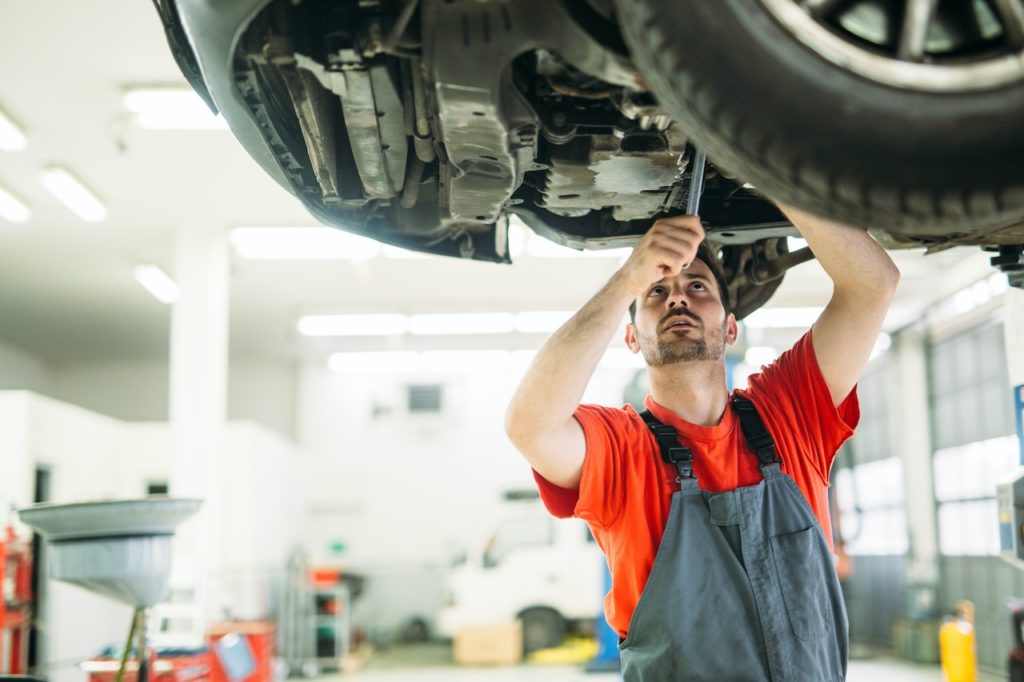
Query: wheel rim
757 0 1024 91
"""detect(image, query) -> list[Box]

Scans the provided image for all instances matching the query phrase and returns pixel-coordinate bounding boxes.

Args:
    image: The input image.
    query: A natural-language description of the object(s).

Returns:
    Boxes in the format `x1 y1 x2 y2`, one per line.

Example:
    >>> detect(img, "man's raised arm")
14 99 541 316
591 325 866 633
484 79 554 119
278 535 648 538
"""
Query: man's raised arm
504 217 705 489
776 202 901 406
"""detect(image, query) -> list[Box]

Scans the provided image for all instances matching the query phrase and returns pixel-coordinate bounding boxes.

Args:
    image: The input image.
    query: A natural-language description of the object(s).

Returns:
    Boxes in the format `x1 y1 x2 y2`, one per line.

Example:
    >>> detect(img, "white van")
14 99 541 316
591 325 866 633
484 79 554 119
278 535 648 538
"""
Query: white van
437 507 604 653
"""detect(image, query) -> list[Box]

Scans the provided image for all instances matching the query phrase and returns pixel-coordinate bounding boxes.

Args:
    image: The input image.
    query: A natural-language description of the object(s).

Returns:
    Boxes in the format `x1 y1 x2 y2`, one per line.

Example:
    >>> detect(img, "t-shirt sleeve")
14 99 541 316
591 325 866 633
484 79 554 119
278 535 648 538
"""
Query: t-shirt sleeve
741 331 860 482
533 403 635 528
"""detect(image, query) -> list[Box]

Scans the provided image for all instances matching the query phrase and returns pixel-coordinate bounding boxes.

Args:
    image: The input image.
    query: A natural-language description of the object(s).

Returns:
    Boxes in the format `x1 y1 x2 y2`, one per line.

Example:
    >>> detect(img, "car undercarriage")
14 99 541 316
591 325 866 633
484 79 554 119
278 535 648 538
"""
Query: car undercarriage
158 0 1024 315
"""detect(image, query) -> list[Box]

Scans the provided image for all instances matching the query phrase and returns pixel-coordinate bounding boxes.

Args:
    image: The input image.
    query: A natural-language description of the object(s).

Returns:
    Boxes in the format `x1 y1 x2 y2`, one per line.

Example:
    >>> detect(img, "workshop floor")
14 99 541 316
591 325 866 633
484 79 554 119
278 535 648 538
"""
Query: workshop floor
321 642 998 681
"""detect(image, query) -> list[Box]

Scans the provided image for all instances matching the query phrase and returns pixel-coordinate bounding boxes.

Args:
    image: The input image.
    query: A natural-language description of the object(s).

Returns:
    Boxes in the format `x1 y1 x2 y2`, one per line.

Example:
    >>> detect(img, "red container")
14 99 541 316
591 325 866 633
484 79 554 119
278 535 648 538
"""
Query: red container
207 621 275 682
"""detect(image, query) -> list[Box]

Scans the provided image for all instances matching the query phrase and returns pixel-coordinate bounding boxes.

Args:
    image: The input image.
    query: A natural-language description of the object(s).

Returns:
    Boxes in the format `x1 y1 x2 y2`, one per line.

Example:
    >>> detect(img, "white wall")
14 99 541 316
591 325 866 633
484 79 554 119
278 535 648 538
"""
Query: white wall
48 361 169 424
43 359 298 439
297 362 638 567
0 338 51 393
0 391 310 682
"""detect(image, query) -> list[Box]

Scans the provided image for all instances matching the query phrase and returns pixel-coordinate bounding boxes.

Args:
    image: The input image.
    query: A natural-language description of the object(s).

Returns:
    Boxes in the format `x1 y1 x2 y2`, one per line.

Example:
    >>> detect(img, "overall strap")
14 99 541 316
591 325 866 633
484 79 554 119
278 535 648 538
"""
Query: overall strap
639 410 696 481
730 396 781 468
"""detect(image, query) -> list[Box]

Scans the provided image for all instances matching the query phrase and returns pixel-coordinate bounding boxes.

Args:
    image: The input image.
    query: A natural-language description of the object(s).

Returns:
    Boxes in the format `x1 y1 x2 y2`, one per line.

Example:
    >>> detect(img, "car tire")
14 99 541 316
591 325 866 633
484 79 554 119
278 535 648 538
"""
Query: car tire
614 0 1024 238
519 607 567 655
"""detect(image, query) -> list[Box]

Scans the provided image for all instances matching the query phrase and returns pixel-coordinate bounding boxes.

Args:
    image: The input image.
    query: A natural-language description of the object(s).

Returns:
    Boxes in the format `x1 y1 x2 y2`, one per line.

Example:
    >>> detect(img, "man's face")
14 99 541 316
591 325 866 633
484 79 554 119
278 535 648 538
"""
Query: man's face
626 259 737 367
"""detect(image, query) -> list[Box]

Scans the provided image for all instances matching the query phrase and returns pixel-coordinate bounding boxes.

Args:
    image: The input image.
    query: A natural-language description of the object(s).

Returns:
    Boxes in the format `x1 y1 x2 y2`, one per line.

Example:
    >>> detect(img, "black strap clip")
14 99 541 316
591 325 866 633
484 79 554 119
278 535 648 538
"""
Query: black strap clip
641 412 696 481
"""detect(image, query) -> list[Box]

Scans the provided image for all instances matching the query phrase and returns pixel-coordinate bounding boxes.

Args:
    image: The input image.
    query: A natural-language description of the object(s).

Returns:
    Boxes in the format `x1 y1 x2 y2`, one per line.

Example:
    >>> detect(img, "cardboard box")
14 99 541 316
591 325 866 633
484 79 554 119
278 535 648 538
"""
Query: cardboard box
453 621 523 666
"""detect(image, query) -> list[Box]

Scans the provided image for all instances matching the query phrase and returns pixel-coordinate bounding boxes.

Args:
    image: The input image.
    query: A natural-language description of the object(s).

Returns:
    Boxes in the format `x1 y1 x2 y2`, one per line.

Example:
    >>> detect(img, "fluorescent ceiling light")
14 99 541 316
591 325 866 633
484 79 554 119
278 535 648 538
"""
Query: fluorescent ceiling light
39 166 106 222
325 347 643 373
230 227 380 259
743 307 824 330
0 108 27 151
298 314 408 337
420 350 512 372
328 350 514 373
408 313 516 335
134 265 178 304
515 310 575 333
0 184 30 222
329 351 420 373
123 88 227 130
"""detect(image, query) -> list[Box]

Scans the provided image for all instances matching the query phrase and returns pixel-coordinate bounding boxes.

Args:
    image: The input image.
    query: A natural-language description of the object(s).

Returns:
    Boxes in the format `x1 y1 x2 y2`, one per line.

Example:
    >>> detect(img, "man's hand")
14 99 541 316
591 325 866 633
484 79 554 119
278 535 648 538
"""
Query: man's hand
618 216 705 295
505 216 704 490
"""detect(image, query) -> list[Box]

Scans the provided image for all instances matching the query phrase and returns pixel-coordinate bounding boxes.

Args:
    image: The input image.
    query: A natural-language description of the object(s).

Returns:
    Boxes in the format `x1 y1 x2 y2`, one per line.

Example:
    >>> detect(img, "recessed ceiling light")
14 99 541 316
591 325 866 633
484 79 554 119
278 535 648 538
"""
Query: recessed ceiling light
39 166 106 222
0 184 30 223
122 88 227 130
0 108 27 151
134 265 178 304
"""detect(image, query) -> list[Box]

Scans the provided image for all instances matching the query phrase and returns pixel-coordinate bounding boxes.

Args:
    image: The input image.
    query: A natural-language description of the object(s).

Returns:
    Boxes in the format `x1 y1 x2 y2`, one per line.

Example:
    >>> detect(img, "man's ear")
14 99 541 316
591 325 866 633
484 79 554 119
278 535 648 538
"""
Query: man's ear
625 323 641 353
725 313 739 346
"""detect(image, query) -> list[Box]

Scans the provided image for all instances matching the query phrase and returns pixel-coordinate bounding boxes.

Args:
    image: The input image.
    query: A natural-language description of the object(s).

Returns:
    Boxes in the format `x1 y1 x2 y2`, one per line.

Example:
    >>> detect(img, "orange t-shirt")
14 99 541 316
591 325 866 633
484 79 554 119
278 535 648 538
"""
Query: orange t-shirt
533 331 859 638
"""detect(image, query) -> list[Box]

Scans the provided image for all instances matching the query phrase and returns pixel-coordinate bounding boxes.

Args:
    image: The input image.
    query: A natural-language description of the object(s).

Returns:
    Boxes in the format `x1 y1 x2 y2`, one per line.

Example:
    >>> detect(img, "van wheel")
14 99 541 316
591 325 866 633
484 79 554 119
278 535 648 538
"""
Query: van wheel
519 607 567 654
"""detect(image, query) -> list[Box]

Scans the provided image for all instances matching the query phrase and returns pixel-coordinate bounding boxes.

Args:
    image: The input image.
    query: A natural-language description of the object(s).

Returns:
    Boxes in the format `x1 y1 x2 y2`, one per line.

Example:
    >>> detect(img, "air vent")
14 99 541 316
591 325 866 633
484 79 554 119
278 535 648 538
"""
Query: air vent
407 384 443 413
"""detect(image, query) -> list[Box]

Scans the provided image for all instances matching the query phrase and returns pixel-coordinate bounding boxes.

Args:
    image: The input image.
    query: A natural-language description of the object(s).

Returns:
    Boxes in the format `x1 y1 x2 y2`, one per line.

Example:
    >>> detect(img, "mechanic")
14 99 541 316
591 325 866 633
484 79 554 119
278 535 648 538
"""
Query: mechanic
505 202 900 681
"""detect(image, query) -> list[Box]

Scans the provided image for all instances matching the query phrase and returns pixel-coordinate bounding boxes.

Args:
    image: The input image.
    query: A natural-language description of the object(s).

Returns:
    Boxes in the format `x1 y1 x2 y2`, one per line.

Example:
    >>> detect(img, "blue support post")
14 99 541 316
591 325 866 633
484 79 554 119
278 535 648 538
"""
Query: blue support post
586 558 621 674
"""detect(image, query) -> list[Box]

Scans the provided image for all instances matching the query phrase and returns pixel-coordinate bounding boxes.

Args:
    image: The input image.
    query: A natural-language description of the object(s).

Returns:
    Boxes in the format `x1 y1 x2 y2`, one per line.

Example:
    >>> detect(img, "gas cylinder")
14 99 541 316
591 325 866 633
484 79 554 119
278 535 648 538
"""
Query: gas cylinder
939 600 976 682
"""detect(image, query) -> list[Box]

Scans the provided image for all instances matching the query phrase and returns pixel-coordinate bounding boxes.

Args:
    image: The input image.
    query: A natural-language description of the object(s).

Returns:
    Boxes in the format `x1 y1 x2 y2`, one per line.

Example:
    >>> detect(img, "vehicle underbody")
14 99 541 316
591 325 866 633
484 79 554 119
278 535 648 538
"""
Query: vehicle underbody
159 0 1024 315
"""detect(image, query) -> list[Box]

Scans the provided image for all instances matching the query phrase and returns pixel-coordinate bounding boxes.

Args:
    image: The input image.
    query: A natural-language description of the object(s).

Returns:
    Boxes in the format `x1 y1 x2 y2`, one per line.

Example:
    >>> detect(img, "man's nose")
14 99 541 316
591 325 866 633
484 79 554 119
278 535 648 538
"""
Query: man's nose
667 295 689 309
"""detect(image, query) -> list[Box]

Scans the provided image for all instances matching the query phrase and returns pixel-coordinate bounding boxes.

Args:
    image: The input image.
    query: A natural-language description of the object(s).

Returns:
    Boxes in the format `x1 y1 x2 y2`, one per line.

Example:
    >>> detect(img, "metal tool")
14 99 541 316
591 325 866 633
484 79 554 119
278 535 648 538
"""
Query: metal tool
685 147 708 216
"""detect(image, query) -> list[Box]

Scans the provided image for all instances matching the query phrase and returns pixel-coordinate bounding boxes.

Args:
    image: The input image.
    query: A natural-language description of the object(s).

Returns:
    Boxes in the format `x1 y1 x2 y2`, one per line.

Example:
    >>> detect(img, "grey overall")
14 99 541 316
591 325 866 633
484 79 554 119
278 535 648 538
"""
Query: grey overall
618 397 848 681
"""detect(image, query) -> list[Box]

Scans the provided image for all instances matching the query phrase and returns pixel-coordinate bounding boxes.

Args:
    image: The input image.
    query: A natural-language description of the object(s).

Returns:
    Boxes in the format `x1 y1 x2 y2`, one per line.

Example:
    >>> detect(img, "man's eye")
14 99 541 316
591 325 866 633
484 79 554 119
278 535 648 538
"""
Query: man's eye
649 286 665 296
691 282 706 291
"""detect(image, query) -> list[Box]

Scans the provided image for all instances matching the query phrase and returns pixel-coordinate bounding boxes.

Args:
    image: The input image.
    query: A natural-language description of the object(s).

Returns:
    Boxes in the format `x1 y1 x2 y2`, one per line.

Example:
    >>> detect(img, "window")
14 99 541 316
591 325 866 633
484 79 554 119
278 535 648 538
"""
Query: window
831 359 909 555
929 321 1018 556
933 435 1019 555
834 457 908 555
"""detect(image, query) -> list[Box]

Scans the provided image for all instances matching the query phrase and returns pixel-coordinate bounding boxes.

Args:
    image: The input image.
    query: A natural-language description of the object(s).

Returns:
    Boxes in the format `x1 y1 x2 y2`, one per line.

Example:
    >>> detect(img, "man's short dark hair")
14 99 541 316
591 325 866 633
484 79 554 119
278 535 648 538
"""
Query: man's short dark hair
628 243 731 323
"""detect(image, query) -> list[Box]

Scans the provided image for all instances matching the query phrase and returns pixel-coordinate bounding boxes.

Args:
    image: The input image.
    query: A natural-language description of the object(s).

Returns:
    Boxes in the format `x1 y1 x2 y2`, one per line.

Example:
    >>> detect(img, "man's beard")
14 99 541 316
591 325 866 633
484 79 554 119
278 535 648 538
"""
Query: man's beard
640 317 727 367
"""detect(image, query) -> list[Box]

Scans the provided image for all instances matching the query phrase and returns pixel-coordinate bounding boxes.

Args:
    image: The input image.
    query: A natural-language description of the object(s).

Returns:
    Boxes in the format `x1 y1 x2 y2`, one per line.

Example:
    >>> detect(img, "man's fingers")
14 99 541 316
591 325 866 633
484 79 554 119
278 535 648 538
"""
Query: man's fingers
650 215 704 236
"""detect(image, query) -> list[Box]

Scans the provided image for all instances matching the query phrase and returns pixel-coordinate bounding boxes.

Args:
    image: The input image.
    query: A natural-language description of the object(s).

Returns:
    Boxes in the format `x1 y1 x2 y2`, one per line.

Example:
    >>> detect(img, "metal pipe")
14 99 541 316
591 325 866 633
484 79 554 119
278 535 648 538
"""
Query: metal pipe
115 609 141 682
400 157 426 208
136 608 150 682
381 0 421 55
409 57 436 162
749 246 816 284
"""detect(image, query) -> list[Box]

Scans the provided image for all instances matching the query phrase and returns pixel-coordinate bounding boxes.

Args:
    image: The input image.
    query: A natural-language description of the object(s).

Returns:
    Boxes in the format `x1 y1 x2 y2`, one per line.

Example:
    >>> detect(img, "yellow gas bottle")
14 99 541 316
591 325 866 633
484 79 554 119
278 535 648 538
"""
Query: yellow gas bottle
939 600 977 682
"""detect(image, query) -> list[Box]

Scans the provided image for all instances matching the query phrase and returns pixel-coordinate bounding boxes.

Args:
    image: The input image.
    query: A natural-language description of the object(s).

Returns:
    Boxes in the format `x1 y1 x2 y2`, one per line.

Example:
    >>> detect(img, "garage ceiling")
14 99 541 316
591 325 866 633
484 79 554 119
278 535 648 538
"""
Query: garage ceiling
0 0 1001 365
